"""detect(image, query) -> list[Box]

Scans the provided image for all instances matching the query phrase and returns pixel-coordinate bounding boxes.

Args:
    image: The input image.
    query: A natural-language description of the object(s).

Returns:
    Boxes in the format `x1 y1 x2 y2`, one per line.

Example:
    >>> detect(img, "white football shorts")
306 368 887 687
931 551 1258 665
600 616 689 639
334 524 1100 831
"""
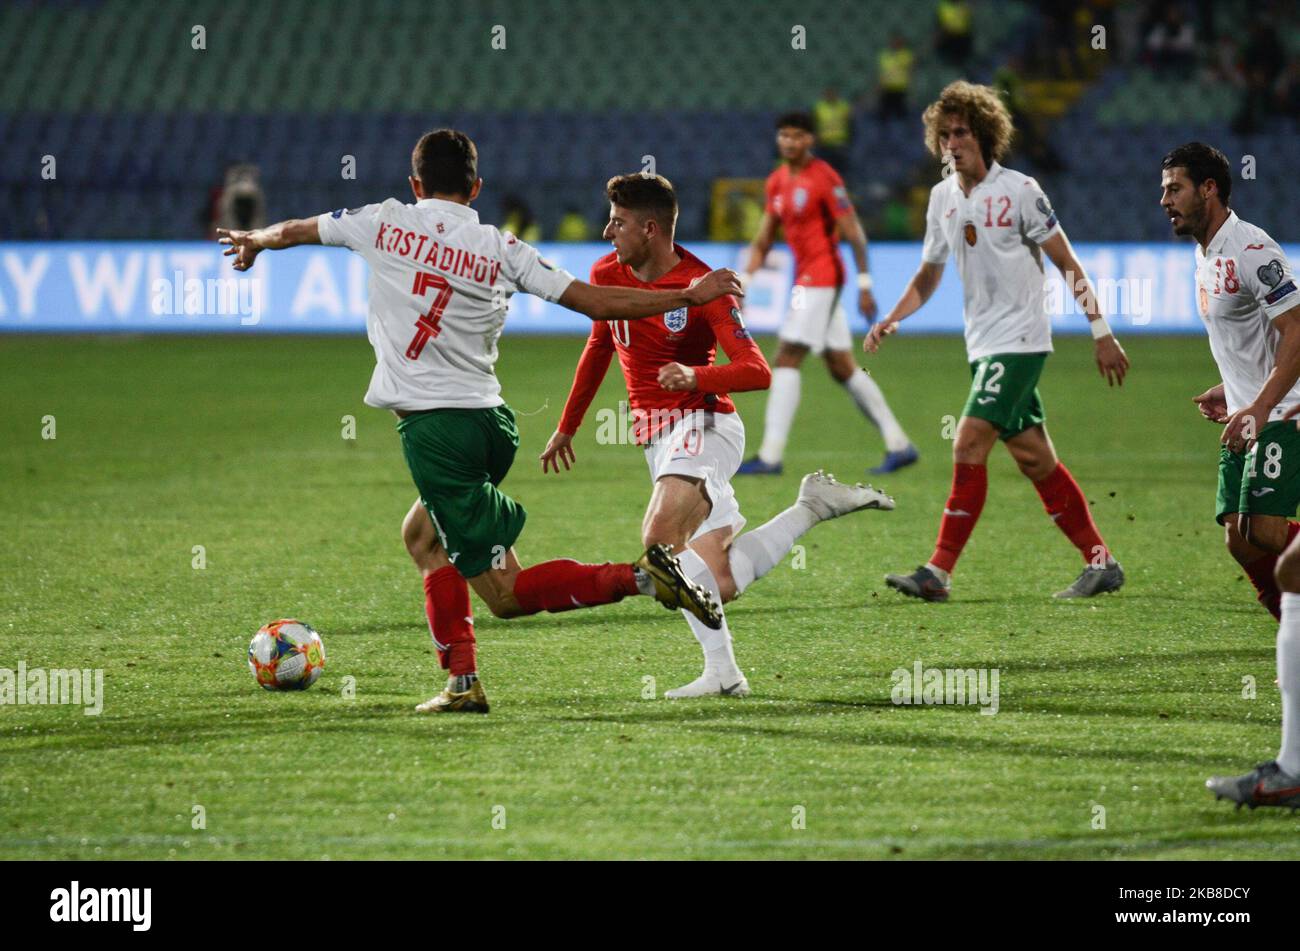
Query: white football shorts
644 410 747 541
779 285 852 353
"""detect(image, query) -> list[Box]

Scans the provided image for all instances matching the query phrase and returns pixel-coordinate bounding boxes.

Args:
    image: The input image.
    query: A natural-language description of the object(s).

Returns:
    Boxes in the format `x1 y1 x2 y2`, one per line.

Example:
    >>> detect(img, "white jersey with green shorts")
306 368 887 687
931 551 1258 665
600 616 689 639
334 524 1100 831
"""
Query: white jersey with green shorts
1197 211 1300 525
318 196 576 575
317 196 575 411
921 162 1062 435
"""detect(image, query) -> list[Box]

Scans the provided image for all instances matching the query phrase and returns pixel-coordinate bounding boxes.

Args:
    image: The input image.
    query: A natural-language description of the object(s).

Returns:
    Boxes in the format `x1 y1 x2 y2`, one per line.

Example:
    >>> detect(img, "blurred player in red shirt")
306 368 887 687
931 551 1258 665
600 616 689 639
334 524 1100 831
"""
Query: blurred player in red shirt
738 112 917 477
542 174 894 697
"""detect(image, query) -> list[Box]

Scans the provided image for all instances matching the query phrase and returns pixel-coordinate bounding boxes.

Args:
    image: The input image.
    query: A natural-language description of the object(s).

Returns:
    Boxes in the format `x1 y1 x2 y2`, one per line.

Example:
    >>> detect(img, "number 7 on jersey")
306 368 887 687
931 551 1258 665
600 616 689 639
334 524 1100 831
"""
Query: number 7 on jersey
406 271 454 360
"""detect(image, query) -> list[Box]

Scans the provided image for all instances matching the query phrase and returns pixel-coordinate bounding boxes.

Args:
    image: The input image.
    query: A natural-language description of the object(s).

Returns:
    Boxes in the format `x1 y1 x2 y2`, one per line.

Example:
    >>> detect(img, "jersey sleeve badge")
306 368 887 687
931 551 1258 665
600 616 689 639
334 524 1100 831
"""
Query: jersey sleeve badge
1035 196 1058 230
1258 259 1298 306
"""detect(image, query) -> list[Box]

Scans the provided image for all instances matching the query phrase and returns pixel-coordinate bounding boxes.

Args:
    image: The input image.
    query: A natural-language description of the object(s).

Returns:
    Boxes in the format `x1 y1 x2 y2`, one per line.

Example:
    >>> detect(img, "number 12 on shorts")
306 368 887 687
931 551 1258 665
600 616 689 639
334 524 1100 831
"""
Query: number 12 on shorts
406 271 454 360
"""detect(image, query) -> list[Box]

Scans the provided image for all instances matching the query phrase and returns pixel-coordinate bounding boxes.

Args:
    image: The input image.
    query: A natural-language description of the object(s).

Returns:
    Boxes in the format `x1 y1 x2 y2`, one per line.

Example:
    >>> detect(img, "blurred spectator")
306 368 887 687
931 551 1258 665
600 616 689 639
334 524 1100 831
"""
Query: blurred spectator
1144 3 1196 75
1202 34 1244 89
812 86 853 174
501 194 541 243
934 0 973 67
1277 59 1300 120
555 207 591 242
994 55 1065 173
879 190 913 240
877 35 914 123
1242 19 1285 88
1031 0 1084 78
207 163 266 237
1233 17 1287 134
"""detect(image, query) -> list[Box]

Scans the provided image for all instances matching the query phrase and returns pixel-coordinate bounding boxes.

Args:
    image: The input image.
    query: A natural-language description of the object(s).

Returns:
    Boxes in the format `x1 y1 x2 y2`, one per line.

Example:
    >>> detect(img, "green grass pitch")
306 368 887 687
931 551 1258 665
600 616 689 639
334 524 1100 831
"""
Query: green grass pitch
2 332 1295 860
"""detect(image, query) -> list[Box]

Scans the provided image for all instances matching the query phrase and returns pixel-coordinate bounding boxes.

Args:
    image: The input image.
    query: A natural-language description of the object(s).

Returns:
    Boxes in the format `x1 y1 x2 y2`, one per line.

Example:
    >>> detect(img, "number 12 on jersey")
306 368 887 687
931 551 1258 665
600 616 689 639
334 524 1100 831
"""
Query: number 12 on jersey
406 271 454 360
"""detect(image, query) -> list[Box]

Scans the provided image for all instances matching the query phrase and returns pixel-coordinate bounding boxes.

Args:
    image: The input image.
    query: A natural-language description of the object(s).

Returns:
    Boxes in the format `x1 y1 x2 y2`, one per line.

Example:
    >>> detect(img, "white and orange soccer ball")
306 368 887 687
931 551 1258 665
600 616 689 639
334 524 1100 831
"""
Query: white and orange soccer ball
248 619 326 691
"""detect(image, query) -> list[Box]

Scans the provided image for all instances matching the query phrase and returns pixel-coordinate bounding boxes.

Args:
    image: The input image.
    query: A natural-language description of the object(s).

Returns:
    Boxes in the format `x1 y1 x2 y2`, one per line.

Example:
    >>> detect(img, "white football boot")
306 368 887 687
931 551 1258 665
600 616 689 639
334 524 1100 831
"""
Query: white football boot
796 469 895 520
664 669 751 699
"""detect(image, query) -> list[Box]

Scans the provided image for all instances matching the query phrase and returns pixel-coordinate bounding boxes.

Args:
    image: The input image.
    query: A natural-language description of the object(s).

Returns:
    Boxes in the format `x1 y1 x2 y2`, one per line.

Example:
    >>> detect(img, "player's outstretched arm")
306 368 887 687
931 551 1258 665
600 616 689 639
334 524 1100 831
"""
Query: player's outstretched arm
217 218 321 271
864 260 943 353
1040 230 1129 387
557 269 743 321
1192 383 1229 424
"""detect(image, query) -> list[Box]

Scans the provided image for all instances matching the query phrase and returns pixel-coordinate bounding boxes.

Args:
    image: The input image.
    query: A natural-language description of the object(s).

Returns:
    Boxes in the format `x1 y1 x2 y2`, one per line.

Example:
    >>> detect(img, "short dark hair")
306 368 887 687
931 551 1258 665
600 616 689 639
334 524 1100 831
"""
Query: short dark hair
412 129 478 198
1161 142 1231 206
776 112 815 134
605 173 678 233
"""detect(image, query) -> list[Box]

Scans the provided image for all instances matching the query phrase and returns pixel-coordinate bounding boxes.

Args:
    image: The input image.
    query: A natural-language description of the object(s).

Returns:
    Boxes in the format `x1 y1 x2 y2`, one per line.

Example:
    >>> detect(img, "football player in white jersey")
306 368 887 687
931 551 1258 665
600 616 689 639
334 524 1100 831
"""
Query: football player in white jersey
1156 144 1300 809
864 81 1129 602
218 129 744 714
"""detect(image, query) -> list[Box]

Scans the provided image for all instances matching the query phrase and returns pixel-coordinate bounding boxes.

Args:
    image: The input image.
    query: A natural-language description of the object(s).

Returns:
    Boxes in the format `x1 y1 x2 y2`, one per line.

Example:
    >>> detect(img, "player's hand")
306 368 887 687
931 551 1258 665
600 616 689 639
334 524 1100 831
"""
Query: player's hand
1094 335 1129 386
1223 402 1270 454
217 228 263 271
539 430 575 473
863 319 898 354
858 288 878 323
1284 403 1300 423
686 269 744 306
658 362 697 392
1192 384 1229 424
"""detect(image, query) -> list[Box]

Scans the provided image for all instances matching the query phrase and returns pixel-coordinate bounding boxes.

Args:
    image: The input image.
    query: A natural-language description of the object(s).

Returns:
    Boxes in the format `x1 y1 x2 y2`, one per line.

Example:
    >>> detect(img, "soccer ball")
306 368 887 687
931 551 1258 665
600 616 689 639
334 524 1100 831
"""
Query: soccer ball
248 619 326 690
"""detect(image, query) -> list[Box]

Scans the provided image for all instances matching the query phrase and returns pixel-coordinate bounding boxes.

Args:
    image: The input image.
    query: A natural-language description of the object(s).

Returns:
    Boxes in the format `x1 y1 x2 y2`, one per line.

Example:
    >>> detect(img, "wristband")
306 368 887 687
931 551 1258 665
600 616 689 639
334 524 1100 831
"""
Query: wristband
1089 316 1112 340
857 273 873 292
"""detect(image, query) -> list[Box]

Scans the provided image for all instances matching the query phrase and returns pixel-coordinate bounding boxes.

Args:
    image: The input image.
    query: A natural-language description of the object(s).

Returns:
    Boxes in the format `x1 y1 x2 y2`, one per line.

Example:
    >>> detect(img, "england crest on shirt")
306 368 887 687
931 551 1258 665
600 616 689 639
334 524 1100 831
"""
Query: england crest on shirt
663 307 688 333
793 187 808 212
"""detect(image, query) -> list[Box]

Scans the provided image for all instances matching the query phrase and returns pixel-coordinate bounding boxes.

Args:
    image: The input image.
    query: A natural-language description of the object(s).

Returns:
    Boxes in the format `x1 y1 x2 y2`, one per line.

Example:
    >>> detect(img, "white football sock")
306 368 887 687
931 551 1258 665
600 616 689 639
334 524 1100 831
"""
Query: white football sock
1278 592 1300 776
844 367 910 452
924 562 951 586
676 548 741 679
728 503 819 595
757 366 801 465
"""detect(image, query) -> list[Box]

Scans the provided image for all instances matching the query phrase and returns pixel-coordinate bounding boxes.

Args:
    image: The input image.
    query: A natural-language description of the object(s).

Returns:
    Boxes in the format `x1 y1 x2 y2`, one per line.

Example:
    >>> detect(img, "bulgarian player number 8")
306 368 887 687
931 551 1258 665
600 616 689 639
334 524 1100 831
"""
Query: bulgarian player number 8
406 270 454 360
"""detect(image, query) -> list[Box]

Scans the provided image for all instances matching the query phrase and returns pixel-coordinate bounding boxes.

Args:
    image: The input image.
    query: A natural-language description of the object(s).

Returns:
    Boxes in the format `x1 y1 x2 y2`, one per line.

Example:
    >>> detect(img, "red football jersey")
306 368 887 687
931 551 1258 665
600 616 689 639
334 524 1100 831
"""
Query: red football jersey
765 157 853 287
557 245 770 444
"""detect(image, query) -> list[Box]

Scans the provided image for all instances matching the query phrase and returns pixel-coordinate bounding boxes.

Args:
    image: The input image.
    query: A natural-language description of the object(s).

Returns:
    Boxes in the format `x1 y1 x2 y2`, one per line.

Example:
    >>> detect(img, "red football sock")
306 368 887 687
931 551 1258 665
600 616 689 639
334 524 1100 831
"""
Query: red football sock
513 559 638 615
1034 462 1109 565
423 566 476 676
1245 522 1300 620
929 463 988 574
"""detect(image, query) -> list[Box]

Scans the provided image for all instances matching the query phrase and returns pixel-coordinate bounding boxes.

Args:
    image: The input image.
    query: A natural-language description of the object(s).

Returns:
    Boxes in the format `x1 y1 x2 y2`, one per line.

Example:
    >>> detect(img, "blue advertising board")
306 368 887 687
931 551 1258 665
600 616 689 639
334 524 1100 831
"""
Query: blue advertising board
0 240 1290 334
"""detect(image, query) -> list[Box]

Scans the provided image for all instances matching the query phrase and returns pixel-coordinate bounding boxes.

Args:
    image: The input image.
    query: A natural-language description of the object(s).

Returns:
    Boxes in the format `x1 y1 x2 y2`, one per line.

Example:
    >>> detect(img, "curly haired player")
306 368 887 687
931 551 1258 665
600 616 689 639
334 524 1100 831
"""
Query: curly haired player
866 81 1129 602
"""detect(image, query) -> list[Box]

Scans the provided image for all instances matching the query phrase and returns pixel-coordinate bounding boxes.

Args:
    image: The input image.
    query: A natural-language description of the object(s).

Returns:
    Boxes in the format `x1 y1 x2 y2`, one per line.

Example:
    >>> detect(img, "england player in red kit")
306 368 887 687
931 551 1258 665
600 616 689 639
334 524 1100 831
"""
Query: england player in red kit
738 112 917 477
542 175 894 697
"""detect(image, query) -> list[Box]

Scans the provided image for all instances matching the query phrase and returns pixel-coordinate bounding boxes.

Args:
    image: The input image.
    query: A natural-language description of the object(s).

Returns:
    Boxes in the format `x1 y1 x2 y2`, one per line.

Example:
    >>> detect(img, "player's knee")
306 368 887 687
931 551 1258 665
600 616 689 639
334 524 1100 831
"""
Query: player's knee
1276 547 1300 593
1242 519 1284 554
1017 455 1055 482
952 435 987 464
